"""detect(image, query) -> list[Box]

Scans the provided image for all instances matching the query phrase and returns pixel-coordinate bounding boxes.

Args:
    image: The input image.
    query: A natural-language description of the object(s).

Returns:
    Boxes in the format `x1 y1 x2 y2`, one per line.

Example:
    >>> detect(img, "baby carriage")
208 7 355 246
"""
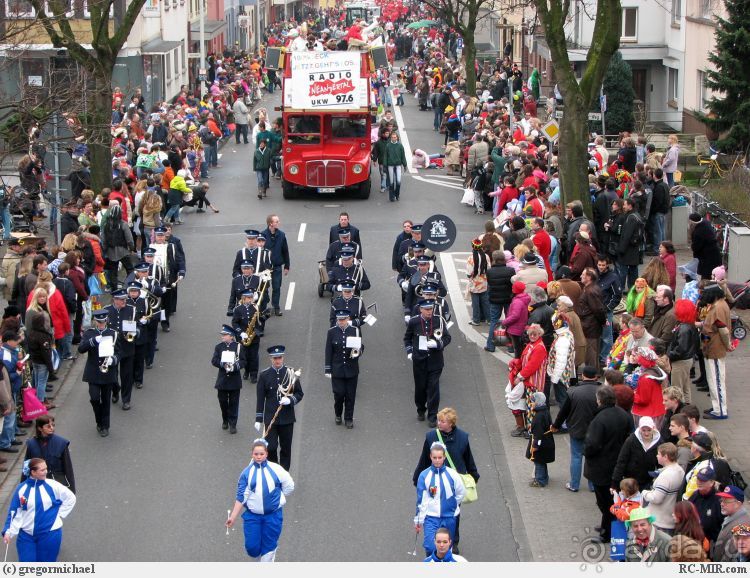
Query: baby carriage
728 282 750 340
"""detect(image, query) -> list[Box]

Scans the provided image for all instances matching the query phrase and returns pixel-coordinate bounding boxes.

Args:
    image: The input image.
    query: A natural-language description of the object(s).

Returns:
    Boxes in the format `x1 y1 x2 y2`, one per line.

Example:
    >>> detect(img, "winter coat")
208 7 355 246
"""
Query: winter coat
575 283 606 338
232 99 249 125
502 292 531 336
612 429 661 490
552 379 599 439
511 265 548 293
598 268 622 311
383 141 407 167
523 302 555 350
486 264 515 305
466 141 489 174
660 252 677 293
27 287 70 340
691 220 723 278
253 146 272 171
661 144 679 173
82 235 105 275
616 211 644 267
60 213 80 238
714 508 750 562
648 305 677 346
641 463 684 529
624 526 672 562
569 243 597 281
583 404 632 486
632 371 668 420
667 322 700 362
526 405 555 464
689 487 725 543
444 141 461 165
26 313 54 371
101 218 134 262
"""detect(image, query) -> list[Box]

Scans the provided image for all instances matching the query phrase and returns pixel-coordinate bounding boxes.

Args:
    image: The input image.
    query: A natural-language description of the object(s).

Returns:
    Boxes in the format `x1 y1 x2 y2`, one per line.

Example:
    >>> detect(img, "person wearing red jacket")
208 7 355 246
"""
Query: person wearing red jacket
513 324 548 434
630 347 668 429
490 177 519 216
531 218 552 279
523 187 545 218
27 276 71 341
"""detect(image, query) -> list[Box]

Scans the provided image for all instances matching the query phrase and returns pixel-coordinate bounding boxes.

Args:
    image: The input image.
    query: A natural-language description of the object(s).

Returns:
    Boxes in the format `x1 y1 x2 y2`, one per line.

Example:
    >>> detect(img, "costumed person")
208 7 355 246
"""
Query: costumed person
629 347 668 429
212 324 244 434
414 442 466 556
324 309 363 428
2 458 76 562
626 277 656 327
255 346 304 471
513 324 548 434
226 439 295 562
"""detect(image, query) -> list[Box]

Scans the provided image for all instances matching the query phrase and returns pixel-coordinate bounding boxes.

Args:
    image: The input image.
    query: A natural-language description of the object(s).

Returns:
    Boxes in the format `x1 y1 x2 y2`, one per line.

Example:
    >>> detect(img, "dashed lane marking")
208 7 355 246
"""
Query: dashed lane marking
284 282 295 311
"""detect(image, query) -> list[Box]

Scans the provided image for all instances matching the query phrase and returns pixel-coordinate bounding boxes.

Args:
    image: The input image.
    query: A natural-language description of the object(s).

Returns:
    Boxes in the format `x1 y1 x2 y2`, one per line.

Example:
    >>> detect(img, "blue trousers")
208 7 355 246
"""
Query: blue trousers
423 515 456 555
569 436 585 491
17 528 62 562
242 508 283 558
534 462 549 486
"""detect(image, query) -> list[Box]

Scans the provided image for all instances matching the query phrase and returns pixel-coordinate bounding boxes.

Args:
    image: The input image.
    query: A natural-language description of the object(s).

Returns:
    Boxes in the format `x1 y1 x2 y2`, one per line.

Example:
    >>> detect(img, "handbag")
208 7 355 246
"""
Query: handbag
436 430 478 504
461 187 475 206
21 387 48 422
87 274 103 296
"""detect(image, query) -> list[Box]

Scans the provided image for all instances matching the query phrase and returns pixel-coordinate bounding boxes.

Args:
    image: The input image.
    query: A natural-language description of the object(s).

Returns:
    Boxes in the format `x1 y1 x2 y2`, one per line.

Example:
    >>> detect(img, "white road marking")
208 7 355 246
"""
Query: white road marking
391 88 416 174
297 222 306 243
439 252 512 363
218 153 223 160
284 282 295 311
412 175 464 190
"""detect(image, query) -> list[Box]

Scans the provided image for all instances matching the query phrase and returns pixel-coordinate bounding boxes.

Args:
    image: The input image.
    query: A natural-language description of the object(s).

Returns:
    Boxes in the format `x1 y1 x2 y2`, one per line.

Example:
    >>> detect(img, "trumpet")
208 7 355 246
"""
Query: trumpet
99 356 112 373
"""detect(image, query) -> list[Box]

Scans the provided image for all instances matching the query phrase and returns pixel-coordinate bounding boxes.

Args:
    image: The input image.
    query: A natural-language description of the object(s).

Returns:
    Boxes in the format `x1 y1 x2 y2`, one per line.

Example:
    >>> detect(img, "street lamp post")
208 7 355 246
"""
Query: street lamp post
199 0 206 72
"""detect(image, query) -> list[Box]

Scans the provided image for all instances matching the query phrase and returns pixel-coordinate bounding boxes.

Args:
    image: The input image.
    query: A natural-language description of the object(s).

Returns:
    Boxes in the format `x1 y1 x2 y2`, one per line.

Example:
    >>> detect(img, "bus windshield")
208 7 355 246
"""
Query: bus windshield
330 115 368 140
287 115 321 144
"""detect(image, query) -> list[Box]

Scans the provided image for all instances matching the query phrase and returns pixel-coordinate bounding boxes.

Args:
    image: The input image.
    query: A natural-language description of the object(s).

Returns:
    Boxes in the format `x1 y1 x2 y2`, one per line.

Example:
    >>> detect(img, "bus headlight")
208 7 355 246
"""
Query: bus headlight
352 164 363 174
289 164 299 175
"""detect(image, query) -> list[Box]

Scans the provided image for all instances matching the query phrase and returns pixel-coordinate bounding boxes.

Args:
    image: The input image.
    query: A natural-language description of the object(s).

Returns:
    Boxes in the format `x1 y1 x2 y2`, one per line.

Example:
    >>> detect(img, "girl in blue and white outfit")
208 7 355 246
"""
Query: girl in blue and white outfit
226 439 294 562
2 458 76 562
414 442 465 556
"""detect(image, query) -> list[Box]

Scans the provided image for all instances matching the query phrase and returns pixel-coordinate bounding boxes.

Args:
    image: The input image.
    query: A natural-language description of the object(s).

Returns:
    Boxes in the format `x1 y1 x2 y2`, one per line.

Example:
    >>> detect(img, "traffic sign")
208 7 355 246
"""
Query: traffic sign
588 112 602 121
541 119 560 142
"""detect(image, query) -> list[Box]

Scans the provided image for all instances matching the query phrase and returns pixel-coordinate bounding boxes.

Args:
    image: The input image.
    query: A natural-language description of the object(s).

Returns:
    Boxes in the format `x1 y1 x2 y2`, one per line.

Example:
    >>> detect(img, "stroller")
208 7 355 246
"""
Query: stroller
729 282 750 340
0 178 37 239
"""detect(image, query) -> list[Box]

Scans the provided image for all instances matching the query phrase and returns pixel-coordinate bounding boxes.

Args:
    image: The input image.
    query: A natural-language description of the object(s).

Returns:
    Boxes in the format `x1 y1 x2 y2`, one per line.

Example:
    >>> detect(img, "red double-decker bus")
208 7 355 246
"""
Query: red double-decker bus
278 50 375 199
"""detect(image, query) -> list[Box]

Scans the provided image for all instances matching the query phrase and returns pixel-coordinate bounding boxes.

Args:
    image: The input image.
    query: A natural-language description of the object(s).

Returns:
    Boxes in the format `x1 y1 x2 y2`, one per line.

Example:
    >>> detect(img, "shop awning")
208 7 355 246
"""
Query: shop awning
141 39 183 55
190 19 227 40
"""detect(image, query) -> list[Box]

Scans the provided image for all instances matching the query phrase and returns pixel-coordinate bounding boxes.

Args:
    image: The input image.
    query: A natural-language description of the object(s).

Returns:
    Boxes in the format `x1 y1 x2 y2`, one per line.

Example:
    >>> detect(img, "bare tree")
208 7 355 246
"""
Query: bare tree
22 0 149 191
534 0 621 213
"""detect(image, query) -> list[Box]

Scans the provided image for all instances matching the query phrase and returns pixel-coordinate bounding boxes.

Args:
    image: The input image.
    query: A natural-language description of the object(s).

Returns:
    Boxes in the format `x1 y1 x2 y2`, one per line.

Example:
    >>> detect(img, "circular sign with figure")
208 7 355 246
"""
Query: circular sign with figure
422 214 457 252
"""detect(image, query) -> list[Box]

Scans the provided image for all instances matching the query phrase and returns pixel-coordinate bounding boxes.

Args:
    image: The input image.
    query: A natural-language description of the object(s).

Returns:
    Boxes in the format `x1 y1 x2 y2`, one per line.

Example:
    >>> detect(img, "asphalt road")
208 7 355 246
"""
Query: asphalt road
0 81 528 561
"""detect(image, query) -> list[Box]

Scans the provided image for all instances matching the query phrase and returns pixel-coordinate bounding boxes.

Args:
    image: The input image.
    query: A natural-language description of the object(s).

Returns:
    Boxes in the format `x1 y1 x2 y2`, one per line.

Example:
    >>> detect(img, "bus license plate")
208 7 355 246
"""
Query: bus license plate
318 187 336 193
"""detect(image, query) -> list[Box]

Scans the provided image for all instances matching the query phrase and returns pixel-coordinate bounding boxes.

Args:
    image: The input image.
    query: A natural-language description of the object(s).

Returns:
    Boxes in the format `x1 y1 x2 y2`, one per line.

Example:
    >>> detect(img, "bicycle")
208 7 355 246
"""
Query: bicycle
697 146 748 187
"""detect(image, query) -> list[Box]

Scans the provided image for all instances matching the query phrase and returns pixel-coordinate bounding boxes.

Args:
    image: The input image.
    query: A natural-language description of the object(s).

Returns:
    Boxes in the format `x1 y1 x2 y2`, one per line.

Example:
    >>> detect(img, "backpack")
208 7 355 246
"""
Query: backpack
628 213 645 247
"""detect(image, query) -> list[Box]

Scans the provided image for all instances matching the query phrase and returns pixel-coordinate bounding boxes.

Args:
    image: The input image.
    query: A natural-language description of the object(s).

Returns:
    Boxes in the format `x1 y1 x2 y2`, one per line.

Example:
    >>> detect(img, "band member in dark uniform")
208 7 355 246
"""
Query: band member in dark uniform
329 281 367 328
325 229 362 269
324 310 364 428
125 282 148 390
410 283 451 322
125 261 164 370
105 289 137 410
255 346 303 471
151 226 185 333
404 300 452 428
232 289 261 383
78 310 119 437
211 325 244 434
405 259 447 315
327 247 370 295
227 261 260 316
232 230 272 278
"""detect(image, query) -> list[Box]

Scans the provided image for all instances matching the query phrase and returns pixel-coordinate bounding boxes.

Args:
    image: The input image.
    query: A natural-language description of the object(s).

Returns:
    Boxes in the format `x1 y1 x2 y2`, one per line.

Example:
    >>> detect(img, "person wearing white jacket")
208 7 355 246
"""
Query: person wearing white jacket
414 442 465 556
641 443 684 533
546 315 576 406
2 458 76 562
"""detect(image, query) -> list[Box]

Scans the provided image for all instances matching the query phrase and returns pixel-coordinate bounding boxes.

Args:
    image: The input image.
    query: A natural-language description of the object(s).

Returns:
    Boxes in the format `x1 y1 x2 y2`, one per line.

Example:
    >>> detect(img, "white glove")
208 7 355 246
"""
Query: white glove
400 281 409 292
139 318 148 325
336 284 343 292
279 396 291 406
240 332 248 340
427 339 438 349
404 315 410 323
407 353 413 361
95 335 103 343
324 373 332 379
347 320 352 326
254 422 263 432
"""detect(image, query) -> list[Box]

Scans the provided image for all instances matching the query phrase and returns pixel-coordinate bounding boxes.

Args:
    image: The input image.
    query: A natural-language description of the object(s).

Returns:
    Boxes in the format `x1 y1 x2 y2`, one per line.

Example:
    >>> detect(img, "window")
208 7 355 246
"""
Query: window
6 0 33 17
621 8 637 40
701 0 713 18
82 0 114 18
670 0 681 23
165 53 172 79
667 67 679 106
697 70 709 110
173 46 179 76
287 115 321 144
45 0 73 16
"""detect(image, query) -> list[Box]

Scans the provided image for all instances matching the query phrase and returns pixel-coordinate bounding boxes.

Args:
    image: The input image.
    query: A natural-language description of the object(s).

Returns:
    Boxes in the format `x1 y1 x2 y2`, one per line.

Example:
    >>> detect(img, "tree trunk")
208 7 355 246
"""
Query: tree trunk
558 93 591 215
463 34 477 95
89 71 115 192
